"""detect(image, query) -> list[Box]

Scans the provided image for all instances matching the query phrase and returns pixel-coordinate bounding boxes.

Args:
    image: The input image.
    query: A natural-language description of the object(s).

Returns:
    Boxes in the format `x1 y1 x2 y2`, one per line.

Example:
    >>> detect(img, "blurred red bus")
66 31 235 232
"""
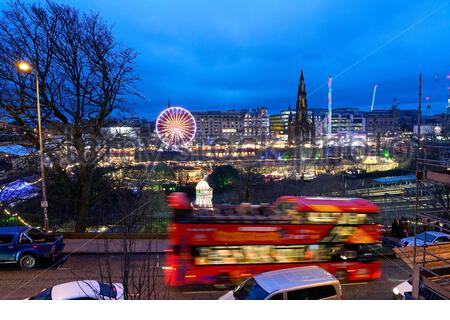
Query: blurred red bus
164 196 382 287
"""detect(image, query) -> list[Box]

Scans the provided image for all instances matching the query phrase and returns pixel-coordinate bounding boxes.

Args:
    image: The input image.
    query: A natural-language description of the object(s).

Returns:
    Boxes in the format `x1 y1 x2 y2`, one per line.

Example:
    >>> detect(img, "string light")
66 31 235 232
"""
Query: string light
2 208 33 227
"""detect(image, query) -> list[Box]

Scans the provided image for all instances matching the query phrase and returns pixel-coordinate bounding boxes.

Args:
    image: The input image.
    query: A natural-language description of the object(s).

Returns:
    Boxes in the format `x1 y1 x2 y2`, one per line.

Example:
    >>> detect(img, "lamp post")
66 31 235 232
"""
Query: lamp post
16 61 49 232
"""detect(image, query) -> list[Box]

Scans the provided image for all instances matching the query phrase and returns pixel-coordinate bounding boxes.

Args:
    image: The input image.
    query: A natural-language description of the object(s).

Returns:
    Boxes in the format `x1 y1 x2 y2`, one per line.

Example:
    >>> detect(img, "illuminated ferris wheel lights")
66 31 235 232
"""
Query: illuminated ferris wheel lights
156 106 196 148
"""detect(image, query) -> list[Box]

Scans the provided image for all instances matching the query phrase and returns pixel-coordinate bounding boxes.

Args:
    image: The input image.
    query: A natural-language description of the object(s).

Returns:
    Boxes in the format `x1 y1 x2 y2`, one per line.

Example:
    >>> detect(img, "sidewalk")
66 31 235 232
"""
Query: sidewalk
63 238 169 254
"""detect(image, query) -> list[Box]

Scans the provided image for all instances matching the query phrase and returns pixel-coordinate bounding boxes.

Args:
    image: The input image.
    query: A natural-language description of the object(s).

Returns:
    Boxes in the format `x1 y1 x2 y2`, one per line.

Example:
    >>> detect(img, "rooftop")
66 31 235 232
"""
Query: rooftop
254 266 337 294
373 175 416 184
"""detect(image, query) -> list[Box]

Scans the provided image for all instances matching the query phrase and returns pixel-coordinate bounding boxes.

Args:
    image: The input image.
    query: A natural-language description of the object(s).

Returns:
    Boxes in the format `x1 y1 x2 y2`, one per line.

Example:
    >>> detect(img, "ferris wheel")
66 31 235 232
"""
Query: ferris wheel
156 107 196 148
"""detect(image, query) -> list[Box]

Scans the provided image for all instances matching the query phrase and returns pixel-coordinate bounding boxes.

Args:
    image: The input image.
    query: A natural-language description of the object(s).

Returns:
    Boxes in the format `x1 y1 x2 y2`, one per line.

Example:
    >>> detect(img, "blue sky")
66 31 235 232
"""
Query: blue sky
11 0 450 119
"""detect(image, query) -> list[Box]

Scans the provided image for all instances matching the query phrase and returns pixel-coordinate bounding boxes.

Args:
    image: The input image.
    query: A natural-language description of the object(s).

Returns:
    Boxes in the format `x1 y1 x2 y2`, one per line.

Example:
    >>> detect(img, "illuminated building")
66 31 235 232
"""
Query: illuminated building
192 110 243 142
243 107 269 140
192 108 269 142
321 107 366 139
365 104 400 139
269 108 295 141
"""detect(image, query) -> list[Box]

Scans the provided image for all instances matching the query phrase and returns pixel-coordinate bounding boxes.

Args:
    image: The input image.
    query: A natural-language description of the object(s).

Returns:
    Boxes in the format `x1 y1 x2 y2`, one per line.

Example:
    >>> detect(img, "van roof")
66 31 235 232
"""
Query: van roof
254 266 338 294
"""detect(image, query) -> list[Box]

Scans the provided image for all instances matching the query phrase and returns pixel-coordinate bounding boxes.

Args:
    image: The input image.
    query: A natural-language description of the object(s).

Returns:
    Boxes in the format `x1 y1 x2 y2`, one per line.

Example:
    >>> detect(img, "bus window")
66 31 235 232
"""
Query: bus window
193 244 337 265
272 245 305 263
276 202 296 215
307 212 341 224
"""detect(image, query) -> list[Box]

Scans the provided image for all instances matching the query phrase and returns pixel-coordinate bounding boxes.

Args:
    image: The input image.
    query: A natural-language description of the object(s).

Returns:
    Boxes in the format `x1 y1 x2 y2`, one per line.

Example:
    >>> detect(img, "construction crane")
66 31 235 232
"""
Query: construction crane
370 84 378 112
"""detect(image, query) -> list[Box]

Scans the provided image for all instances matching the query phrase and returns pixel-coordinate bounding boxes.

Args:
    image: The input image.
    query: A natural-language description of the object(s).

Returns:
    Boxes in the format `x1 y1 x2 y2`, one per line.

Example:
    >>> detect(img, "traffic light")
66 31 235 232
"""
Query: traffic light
383 149 390 158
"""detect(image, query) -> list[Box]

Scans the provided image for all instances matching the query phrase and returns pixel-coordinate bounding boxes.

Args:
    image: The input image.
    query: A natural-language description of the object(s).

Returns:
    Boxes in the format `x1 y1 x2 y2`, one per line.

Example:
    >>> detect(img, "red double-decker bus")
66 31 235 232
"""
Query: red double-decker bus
164 194 382 287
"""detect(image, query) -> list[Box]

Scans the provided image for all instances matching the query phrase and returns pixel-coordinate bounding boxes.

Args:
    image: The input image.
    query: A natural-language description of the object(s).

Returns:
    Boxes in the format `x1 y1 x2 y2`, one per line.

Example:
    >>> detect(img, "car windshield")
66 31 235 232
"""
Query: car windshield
416 233 437 242
29 288 52 300
233 277 269 300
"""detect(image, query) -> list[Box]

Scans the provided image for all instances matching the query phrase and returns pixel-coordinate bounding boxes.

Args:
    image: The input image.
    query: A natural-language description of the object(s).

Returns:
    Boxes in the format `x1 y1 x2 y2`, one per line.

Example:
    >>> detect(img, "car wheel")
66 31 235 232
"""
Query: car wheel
214 274 233 290
334 269 348 282
19 254 38 270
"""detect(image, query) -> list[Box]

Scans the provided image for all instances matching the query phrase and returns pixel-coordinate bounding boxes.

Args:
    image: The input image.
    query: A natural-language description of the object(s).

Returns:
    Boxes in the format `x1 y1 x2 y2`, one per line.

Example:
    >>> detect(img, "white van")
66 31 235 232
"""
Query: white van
219 266 342 300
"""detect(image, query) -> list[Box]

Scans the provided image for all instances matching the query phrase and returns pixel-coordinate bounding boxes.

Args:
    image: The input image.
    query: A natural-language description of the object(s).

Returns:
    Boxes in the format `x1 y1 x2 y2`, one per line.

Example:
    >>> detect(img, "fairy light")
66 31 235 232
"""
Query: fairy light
2 208 32 227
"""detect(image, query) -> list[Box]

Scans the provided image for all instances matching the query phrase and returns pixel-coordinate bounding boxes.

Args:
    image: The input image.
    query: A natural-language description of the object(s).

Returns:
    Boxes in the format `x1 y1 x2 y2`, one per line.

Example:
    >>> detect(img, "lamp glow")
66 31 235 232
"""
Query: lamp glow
16 61 32 73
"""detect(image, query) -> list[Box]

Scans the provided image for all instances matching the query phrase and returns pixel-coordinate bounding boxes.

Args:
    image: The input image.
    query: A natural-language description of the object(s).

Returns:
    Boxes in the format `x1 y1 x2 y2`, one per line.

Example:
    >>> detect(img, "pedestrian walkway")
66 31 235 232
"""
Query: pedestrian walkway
63 238 169 254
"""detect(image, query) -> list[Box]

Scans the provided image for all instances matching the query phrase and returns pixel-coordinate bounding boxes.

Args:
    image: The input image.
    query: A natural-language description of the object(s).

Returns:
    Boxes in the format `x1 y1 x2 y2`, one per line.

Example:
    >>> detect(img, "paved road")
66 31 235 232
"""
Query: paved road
0 254 411 300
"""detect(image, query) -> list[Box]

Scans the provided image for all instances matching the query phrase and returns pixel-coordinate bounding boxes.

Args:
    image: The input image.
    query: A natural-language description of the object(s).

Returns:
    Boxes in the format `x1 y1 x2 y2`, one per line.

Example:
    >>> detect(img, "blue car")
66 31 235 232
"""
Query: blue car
400 231 450 247
0 226 65 270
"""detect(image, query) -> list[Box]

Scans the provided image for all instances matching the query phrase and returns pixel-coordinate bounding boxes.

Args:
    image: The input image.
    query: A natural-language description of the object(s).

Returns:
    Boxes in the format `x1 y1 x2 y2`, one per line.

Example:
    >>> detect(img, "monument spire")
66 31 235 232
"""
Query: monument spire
294 68 310 144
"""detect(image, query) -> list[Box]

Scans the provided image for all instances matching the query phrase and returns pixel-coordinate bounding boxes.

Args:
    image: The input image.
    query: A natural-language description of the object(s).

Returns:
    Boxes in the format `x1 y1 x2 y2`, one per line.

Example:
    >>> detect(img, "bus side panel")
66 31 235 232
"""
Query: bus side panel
172 260 382 286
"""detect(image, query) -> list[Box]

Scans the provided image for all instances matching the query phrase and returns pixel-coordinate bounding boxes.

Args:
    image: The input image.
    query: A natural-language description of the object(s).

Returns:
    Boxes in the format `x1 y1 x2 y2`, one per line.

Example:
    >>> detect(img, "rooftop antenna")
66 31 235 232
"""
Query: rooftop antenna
370 84 378 112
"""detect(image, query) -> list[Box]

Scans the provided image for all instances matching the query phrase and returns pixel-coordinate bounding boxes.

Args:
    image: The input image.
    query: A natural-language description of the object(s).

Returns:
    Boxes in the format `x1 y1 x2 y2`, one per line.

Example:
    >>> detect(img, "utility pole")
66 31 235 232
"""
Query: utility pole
412 73 422 300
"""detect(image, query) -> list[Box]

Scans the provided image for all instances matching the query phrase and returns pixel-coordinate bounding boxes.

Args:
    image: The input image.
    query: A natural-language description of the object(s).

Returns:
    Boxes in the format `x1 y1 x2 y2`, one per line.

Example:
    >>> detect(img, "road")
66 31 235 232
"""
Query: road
0 254 411 300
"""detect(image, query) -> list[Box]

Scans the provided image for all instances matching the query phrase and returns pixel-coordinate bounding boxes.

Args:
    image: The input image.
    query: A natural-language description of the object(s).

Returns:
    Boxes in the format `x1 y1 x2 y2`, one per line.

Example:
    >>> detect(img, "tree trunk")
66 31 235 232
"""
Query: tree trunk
75 164 92 232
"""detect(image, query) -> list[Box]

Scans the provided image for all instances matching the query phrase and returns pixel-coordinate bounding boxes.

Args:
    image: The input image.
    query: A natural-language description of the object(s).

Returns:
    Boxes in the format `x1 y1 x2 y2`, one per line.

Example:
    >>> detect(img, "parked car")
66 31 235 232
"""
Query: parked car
392 278 412 299
27 280 124 300
219 266 342 300
400 231 450 247
392 277 445 300
0 226 64 270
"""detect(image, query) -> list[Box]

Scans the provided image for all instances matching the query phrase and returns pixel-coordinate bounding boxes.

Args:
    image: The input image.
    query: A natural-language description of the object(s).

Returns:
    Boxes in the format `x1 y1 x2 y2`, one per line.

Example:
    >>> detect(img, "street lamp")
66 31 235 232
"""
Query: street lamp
16 61 49 232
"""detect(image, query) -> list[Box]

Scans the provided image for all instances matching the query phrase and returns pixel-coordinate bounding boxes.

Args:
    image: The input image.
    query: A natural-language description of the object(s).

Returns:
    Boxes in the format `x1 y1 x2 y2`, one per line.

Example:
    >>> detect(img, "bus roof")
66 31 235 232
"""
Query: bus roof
274 196 379 213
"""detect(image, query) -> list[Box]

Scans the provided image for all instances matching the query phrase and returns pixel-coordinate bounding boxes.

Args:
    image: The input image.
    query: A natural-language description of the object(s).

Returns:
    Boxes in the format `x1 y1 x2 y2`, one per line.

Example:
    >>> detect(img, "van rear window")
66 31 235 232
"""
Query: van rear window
287 285 337 300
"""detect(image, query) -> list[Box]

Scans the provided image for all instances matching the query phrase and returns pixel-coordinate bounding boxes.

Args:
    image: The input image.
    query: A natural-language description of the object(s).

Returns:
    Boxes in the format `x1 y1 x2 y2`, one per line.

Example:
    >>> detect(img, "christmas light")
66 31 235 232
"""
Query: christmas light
2 208 32 227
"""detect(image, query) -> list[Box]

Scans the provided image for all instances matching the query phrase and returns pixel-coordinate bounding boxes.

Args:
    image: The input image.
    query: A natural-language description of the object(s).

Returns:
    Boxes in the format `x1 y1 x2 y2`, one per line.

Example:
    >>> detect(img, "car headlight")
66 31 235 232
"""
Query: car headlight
393 287 400 295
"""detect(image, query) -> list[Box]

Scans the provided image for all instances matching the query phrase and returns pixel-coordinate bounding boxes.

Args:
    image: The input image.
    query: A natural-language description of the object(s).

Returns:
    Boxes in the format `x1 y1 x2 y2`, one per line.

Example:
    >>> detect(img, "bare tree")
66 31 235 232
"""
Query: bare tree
70 186 171 300
0 0 137 231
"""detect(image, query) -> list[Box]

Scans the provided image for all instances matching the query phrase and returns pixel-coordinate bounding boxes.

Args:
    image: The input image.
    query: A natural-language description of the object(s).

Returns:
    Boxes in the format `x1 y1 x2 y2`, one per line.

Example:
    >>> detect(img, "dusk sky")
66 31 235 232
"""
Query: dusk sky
13 0 450 119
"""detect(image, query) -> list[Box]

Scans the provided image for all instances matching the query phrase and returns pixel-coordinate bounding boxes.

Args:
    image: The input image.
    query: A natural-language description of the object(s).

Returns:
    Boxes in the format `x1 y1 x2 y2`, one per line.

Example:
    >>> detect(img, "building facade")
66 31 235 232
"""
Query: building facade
243 107 269 140
269 108 295 141
192 110 244 142
321 107 366 139
365 106 400 139
192 108 269 142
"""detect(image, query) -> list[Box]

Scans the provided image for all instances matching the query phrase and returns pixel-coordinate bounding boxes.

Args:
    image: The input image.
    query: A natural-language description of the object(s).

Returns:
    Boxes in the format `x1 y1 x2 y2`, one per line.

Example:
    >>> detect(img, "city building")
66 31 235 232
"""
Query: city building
192 110 243 142
365 105 400 139
444 94 450 136
321 107 366 139
192 108 269 143
243 107 269 141
398 109 418 133
269 108 295 141
102 117 156 141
